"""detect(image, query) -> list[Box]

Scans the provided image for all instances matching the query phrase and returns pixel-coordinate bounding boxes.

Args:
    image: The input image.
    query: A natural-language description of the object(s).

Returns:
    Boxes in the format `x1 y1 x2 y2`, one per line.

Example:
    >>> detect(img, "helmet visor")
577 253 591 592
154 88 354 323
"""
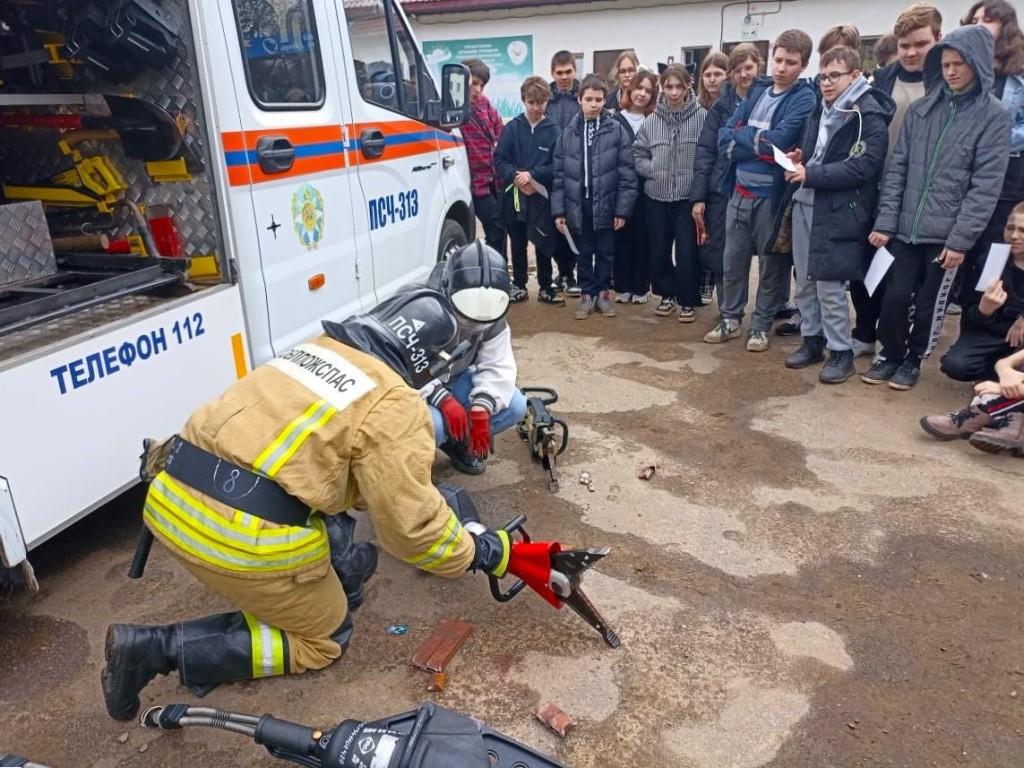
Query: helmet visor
449 285 510 324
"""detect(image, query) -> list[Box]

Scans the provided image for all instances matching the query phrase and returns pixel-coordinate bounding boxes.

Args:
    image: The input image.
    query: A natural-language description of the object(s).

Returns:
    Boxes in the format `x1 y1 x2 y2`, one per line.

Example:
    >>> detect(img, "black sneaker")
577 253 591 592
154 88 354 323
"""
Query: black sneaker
654 297 677 316
819 349 855 384
775 304 799 321
550 281 564 294
774 315 802 337
562 275 582 298
888 360 921 390
509 285 528 303
440 441 486 475
861 359 900 385
538 287 566 305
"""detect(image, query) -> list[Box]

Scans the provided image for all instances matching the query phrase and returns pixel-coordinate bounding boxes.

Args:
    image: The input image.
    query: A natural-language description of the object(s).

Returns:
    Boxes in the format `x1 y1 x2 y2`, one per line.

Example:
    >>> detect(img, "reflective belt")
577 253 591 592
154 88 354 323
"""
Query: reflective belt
144 473 329 572
144 398 339 573
244 612 287 677
403 512 465 572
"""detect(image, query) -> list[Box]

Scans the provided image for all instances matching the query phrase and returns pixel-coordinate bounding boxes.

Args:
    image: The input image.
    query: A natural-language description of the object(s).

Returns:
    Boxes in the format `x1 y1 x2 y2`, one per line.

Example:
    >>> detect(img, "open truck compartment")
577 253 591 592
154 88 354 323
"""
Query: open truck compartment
0 0 225 366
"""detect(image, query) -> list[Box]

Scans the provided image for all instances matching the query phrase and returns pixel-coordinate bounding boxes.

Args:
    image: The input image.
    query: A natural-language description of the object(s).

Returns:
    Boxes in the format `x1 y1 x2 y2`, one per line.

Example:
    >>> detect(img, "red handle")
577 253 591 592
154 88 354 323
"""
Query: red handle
0 113 84 129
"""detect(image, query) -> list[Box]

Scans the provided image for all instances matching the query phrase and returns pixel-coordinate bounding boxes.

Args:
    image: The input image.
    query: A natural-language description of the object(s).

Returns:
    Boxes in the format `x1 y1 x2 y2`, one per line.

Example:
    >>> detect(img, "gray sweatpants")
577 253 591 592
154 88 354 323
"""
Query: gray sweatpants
720 194 789 332
791 200 853 352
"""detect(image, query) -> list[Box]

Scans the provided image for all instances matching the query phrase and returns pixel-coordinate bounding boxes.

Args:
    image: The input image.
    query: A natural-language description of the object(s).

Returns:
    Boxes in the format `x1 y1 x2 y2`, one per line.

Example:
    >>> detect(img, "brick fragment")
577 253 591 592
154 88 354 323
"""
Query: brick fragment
427 672 448 692
536 701 575 738
411 619 474 672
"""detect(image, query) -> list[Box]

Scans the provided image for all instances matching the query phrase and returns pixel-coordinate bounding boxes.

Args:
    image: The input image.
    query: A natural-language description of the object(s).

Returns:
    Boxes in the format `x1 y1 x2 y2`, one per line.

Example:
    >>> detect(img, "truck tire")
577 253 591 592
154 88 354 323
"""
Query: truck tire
437 219 468 263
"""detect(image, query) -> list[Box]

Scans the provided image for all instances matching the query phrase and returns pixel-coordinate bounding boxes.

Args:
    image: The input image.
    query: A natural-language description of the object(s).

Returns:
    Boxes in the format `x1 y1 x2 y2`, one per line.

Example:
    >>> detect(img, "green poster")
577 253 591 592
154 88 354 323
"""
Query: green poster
422 35 534 120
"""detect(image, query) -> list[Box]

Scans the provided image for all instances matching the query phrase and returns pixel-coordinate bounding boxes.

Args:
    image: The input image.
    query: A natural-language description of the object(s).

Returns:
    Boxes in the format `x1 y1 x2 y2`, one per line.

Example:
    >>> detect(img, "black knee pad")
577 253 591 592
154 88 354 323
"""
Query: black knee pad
436 482 480 524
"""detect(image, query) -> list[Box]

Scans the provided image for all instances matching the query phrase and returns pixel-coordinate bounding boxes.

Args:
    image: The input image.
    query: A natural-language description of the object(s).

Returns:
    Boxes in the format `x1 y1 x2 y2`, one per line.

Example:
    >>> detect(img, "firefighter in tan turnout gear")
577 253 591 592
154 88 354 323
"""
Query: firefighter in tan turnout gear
101 289 514 721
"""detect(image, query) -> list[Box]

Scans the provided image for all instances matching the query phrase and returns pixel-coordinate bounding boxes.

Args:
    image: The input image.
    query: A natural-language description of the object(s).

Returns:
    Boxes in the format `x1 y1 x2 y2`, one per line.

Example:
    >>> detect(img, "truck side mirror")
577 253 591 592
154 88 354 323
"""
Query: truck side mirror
427 63 470 129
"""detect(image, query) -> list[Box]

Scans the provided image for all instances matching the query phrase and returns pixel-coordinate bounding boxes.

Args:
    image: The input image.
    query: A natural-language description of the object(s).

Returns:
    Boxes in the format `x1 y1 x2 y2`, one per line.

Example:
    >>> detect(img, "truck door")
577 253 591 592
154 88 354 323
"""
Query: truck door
336 0 457 300
216 0 370 361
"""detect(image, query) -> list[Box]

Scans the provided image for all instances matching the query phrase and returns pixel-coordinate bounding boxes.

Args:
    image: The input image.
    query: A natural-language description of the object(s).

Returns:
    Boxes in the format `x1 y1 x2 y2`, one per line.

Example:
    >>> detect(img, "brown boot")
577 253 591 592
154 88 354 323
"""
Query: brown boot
919 404 992 441
969 413 1024 456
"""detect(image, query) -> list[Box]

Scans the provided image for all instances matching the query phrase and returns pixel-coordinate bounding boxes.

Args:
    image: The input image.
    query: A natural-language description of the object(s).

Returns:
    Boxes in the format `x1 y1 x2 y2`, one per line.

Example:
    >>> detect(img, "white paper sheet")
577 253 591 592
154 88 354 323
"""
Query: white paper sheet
563 228 579 255
772 144 797 172
864 247 895 297
975 243 1012 291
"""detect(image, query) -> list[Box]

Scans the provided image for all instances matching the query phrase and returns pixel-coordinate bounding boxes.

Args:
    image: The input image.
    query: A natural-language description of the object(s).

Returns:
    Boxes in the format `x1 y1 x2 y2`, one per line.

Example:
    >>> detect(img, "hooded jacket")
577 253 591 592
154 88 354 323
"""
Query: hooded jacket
494 113 559 190
634 94 707 202
692 79 747 203
792 78 895 281
548 79 581 130
552 109 638 233
718 77 817 211
874 25 1012 252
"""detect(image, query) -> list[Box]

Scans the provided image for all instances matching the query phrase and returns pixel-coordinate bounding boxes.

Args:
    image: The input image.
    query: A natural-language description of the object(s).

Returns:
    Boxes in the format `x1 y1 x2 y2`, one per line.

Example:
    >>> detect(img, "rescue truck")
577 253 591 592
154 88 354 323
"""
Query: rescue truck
0 0 474 583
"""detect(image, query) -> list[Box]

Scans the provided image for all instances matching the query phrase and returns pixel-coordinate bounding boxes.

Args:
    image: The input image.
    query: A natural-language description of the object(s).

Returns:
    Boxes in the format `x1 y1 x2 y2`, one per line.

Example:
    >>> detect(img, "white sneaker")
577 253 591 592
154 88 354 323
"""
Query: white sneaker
614 292 632 304
631 291 649 304
746 330 770 352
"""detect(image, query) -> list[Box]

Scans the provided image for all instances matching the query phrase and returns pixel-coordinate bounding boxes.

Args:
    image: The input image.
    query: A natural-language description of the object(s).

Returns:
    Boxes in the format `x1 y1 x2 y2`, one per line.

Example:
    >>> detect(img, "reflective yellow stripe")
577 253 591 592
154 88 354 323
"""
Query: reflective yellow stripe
145 474 328 572
253 400 337 478
151 475 321 553
244 612 286 677
403 513 464 571
493 530 510 578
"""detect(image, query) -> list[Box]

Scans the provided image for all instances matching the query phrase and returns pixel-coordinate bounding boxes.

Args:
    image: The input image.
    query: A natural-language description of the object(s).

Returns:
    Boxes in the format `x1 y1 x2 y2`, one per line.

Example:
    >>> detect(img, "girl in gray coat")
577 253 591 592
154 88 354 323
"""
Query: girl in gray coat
633 64 707 323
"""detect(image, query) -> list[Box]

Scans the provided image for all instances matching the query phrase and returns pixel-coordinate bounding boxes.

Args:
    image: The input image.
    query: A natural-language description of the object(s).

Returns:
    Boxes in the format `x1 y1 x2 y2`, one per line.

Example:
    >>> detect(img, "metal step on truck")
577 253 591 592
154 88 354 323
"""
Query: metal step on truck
0 0 473 587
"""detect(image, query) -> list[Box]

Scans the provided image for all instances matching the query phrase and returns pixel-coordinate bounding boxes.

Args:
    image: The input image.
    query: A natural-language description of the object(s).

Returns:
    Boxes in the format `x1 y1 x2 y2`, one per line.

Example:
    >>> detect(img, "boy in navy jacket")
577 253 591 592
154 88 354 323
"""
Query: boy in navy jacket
704 30 817 352
494 76 563 304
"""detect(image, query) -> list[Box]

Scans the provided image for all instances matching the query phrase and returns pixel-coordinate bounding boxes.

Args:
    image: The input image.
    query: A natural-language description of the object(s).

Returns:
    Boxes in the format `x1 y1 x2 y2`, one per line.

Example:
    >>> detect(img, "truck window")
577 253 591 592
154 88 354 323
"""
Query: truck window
232 0 326 109
343 0 431 120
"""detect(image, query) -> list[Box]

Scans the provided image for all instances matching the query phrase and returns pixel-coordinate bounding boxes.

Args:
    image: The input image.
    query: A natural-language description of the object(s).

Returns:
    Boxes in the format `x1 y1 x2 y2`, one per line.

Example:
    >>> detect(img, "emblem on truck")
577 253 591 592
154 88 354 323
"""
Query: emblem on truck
292 182 325 250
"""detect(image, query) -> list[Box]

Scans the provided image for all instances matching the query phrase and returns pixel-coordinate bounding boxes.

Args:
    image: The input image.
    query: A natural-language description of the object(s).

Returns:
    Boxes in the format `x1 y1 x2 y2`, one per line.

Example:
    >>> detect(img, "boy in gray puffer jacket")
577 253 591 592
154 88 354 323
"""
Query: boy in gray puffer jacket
552 74 638 319
867 24 1011 391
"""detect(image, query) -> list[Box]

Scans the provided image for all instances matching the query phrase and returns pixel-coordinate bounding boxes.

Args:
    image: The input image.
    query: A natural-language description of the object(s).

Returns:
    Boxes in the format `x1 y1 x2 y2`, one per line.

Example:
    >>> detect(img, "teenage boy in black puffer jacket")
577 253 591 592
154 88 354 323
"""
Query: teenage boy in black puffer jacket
551 74 638 320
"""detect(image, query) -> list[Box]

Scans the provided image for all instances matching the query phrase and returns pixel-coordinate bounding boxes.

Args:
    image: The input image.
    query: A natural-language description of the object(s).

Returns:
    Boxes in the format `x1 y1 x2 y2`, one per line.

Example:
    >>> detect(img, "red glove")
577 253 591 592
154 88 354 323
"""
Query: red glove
508 540 562 608
468 408 492 459
438 395 469 442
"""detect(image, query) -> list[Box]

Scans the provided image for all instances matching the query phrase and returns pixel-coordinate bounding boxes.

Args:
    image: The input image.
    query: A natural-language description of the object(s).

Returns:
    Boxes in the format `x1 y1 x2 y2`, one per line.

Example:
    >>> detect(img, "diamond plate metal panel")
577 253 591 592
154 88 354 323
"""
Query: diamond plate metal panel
0 201 56 289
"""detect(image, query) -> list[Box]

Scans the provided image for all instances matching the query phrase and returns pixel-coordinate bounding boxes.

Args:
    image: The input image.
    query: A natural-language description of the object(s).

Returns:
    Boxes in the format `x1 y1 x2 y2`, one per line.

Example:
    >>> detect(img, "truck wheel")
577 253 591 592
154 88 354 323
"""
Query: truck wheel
437 219 468 263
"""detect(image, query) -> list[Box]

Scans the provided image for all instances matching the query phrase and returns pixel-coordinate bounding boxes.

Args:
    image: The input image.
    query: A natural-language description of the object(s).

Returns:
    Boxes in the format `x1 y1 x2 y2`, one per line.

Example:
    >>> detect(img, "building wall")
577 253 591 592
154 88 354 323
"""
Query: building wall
409 0 968 79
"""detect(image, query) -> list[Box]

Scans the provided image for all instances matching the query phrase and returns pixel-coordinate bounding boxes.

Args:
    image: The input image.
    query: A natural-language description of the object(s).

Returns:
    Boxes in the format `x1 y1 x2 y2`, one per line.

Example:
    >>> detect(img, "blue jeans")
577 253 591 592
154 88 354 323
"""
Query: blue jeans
429 369 528 446
574 198 616 296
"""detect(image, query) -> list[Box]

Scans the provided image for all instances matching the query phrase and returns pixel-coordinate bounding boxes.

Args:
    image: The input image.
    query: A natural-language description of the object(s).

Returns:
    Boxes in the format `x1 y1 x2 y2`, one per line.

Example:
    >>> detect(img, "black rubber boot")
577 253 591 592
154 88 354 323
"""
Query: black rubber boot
784 335 826 369
101 623 179 721
440 440 486 475
178 610 285 696
324 513 378 612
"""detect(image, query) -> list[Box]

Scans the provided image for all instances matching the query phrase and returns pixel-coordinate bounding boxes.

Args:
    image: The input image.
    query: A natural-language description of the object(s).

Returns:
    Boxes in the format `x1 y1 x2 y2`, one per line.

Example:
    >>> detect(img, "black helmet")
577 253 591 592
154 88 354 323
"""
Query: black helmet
441 241 510 327
322 289 463 388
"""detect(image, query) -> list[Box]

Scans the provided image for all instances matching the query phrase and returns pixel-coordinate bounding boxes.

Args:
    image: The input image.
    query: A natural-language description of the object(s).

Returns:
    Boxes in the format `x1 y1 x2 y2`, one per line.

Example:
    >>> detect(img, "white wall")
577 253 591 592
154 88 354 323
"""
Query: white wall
409 0 969 79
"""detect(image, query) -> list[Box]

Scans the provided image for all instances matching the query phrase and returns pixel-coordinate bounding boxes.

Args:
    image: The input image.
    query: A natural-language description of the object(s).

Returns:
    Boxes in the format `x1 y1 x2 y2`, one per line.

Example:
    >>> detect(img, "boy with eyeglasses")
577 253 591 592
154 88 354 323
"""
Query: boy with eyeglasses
781 46 894 384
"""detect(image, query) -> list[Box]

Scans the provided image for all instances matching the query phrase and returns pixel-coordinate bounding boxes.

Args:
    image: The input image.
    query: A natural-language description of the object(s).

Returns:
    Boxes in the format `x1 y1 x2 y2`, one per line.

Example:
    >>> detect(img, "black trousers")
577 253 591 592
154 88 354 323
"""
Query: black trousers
613 195 650 296
878 239 956 363
503 191 555 290
472 191 506 256
850 279 884 345
647 196 700 307
940 330 1014 382
698 192 728 309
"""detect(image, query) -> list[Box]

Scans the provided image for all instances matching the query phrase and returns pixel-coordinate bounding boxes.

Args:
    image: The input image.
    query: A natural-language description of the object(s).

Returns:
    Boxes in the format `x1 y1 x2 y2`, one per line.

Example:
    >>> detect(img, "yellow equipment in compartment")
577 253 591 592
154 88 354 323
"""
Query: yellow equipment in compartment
2 134 128 214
